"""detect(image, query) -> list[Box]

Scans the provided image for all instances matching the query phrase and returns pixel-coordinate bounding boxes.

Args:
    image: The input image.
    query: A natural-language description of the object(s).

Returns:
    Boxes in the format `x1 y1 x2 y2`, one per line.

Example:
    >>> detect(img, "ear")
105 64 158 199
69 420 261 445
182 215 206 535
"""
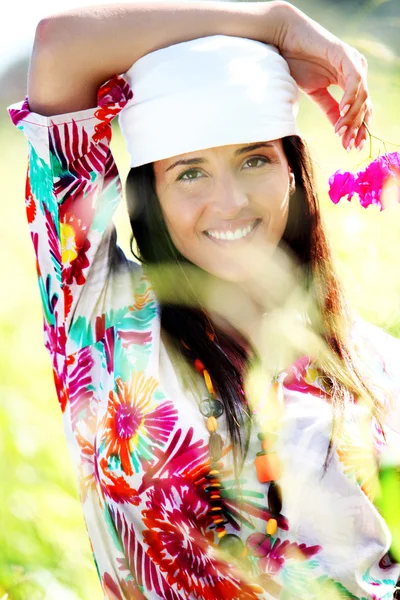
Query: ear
289 170 296 195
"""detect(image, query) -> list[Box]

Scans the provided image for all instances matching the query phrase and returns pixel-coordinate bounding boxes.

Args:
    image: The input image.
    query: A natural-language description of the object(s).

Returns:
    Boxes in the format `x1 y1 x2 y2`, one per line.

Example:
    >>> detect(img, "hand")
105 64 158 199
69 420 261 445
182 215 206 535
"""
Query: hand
269 1 372 151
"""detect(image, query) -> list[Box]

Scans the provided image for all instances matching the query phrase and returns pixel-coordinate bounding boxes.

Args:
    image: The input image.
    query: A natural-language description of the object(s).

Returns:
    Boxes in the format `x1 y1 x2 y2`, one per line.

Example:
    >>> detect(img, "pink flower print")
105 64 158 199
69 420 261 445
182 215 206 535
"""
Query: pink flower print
100 373 178 477
8 97 30 126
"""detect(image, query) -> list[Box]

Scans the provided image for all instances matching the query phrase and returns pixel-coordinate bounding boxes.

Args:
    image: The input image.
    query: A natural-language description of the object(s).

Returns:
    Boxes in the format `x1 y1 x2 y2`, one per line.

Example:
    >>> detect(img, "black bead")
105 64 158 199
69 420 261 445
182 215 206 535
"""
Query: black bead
268 482 282 515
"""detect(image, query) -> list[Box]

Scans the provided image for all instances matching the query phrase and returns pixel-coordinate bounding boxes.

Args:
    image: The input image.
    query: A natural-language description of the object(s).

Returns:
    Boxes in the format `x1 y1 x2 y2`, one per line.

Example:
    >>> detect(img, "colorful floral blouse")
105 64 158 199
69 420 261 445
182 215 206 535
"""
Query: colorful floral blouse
8 74 400 600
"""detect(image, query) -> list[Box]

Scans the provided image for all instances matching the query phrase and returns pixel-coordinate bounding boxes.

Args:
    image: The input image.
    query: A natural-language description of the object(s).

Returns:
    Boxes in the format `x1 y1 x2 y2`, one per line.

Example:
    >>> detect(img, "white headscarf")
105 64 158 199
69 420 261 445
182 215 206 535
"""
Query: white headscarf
119 35 300 167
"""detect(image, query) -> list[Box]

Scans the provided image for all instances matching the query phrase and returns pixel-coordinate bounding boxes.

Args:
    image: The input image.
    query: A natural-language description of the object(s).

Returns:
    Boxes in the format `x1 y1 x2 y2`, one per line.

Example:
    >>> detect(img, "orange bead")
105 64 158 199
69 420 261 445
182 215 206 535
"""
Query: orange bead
266 518 278 536
249 584 265 594
207 416 218 432
203 370 216 397
254 452 281 483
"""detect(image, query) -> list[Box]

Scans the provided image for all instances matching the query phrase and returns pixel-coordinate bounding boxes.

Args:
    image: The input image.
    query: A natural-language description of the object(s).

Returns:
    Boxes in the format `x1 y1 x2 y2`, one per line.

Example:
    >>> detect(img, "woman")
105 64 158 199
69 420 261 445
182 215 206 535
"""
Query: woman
8 1 400 599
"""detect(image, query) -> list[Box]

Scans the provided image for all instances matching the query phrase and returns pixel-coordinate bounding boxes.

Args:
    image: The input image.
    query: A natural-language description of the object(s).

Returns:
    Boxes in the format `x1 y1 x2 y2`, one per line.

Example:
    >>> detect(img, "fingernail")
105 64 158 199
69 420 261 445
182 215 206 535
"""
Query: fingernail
347 138 355 152
358 139 366 152
340 104 351 117
336 126 348 137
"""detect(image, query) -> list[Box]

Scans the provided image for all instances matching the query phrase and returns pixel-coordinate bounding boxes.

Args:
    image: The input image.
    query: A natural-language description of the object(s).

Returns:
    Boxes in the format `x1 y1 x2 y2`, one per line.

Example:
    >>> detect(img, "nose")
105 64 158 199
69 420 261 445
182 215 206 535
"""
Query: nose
211 172 249 218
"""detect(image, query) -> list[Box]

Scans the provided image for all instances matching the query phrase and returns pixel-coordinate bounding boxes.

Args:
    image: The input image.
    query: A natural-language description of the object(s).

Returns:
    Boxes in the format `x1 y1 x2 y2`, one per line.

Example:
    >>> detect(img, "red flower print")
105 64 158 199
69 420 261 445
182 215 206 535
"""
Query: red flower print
25 172 36 223
93 75 134 143
64 284 73 319
98 457 141 505
102 571 146 600
100 373 178 477
52 364 68 413
142 484 259 600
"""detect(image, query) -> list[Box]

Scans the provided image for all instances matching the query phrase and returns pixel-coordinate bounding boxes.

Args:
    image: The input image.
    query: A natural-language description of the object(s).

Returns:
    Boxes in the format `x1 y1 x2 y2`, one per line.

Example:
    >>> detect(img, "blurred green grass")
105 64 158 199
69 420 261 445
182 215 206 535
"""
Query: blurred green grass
1 1 400 598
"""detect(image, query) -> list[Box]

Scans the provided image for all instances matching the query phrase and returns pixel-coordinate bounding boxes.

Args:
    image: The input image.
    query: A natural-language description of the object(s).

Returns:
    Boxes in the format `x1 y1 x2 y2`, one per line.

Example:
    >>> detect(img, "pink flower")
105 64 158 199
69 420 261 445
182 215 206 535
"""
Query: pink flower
354 156 390 210
328 170 356 204
329 152 400 210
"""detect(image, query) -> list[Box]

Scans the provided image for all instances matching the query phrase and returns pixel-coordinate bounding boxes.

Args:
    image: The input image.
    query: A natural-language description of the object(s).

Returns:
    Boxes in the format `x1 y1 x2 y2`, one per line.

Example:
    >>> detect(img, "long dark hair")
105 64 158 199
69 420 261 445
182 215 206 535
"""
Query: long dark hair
125 135 387 477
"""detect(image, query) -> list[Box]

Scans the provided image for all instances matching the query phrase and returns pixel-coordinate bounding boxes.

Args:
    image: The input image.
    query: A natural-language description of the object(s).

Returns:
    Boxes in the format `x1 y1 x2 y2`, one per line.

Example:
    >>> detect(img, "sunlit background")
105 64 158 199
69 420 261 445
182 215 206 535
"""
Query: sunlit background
1 0 400 598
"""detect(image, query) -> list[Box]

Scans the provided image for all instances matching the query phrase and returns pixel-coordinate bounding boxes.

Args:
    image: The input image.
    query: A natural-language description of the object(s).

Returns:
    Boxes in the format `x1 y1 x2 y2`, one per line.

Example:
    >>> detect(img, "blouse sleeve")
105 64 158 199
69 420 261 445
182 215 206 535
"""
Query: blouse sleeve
7 75 137 358
351 316 400 463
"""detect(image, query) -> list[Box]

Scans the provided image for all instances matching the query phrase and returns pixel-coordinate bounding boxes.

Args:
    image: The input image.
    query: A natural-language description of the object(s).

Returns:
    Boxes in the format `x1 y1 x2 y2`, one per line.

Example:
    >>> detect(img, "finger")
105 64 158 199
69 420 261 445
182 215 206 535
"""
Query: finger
336 52 363 114
336 47 368 114
343 95 373 151
338 85 369 150
334 49 371 148
355 102 373 150
308 88 340 126
335 74 365 130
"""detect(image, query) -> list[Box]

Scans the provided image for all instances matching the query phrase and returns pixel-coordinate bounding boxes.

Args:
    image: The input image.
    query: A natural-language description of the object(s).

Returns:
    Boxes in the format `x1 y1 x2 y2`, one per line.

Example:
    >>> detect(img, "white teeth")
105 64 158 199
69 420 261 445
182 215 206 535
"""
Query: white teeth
206 220 258 241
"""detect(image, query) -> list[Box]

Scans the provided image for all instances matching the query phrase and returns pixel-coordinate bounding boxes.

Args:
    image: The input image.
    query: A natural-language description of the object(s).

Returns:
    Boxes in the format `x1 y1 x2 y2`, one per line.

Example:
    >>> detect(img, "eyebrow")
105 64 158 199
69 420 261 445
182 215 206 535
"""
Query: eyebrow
165 142 275 173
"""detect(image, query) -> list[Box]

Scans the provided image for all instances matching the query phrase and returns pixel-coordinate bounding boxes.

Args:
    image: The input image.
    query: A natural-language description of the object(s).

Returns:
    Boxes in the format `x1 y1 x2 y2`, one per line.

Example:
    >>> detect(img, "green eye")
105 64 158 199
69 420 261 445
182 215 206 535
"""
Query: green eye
243 157 268 169
178 169 203 181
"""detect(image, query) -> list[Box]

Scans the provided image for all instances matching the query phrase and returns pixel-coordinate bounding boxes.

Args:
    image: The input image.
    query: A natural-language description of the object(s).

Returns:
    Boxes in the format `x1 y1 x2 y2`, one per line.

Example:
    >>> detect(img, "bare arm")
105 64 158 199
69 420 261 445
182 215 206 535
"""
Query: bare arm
28 0 371 151
29 1 282 116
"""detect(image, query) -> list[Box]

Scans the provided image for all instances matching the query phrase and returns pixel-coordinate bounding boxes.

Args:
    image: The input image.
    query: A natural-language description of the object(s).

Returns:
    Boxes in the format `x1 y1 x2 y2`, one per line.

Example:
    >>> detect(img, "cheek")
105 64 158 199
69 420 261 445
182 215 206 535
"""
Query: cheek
254 175 290 230
160 197 203 252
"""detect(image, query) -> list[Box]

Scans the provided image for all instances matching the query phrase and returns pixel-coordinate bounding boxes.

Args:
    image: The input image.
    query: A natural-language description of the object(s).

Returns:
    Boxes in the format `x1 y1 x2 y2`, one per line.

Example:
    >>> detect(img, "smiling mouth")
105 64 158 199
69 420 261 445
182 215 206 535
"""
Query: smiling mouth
204 219 261 241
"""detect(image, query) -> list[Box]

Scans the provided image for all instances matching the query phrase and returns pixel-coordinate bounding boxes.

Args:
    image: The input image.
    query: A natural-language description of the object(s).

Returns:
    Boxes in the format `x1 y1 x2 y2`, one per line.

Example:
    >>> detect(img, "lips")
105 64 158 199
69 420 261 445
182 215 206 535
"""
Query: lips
204 219 261 241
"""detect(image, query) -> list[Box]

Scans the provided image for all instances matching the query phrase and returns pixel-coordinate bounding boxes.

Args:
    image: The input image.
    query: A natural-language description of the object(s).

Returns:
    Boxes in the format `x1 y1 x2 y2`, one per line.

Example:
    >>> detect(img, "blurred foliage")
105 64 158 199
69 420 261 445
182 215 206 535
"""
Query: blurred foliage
1 0 400 598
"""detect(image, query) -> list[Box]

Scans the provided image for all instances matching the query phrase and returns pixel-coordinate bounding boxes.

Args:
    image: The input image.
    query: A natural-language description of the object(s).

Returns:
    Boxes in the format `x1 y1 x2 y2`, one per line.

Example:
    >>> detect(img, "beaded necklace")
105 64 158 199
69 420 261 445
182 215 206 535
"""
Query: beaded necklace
191 355 287 560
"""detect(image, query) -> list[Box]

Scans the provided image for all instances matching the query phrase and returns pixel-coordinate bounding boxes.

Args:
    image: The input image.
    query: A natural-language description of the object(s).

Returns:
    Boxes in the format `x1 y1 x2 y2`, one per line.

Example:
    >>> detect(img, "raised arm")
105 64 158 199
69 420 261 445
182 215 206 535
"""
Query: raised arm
28 1 281 116
29 0 371 150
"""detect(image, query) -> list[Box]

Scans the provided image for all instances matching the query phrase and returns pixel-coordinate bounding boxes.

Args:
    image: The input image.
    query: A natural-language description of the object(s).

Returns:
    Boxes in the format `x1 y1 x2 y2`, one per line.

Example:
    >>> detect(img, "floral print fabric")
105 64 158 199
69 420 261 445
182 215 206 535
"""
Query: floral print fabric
7 74 400 600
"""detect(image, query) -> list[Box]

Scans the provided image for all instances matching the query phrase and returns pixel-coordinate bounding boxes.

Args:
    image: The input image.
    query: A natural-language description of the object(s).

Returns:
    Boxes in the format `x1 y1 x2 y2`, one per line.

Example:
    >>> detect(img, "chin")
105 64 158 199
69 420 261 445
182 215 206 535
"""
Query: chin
198 260 260 285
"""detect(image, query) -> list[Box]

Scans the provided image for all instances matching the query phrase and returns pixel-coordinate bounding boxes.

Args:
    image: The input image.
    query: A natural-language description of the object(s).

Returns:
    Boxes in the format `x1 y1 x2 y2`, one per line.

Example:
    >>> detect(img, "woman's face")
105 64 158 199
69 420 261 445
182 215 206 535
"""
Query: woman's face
153 140 292 283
